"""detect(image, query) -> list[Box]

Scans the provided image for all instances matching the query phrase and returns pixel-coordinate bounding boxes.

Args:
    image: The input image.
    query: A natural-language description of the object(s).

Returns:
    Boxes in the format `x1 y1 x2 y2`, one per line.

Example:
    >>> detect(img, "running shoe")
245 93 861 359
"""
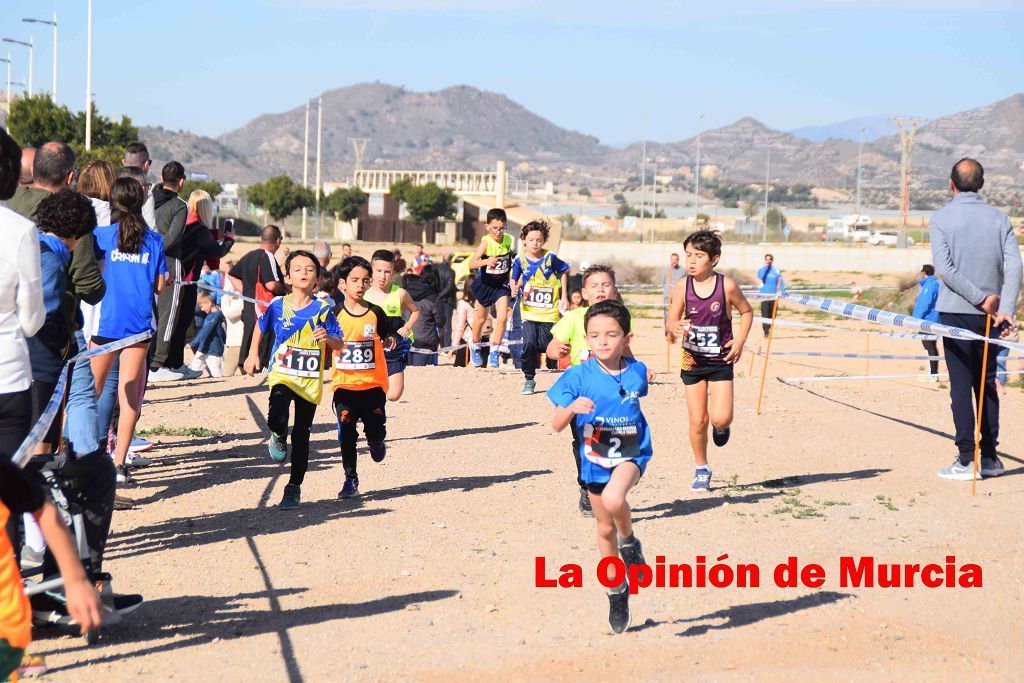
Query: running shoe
938 459 977 481
607 586 631 634
114 493 135 510
339 478 360 499
487 350 500 368
279 484 301 510
712 426 731 447
522 379 536 395
369 440 387 463
129 437 153 453
173 365 204 380
618 535 647 573
980 457 1005 477
578 487 594 518
470 343 484 368
267 433 288 463
126 452 153 468
147 367 185 383
111 593 144 615
691 466 712 493
17 653 47 678
116 464 134 485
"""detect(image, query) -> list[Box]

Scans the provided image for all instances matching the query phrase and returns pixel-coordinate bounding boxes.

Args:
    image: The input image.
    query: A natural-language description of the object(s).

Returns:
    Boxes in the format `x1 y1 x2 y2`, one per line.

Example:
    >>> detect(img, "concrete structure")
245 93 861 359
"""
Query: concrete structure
557 240 1024 275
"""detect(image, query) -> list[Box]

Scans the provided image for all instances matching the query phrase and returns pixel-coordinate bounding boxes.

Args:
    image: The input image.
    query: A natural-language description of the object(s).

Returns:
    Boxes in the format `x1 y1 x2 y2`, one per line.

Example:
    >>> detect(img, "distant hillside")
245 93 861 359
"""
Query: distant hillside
790 114 909 143
140 126 260 183
216 82 609 181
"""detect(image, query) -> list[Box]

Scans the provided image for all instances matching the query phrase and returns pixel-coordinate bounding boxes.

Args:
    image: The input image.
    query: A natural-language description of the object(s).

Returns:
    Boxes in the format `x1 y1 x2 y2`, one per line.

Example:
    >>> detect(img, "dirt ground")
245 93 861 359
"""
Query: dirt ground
28 313 1024 681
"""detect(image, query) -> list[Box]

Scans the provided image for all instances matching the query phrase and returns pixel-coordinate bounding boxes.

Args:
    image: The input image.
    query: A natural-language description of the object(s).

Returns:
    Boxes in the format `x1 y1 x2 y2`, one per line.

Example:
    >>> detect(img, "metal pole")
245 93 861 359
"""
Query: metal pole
315 95 323 242
301 100 310 241
651 160 658 240
694 113 703 219
763 149 770 241
3 54 10 109
639 113 647 241
855 127 863 216
85 0 92 151
52 14 57 104
27 37 32 97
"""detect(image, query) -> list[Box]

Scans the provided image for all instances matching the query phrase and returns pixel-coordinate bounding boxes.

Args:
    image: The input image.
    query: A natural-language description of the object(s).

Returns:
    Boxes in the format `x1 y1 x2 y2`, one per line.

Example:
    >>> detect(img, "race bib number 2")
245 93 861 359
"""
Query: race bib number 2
582 420 642 468
338 340 375 370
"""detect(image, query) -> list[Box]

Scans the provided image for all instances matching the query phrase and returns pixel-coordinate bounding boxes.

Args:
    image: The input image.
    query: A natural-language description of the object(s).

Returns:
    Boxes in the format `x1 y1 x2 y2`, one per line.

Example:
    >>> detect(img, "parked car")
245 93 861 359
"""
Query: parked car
851 226 872 243
868 230 914 247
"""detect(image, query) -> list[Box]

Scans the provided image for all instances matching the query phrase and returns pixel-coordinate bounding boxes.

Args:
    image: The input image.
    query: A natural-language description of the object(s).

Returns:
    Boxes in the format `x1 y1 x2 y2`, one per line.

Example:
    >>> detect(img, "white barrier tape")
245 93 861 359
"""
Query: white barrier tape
13 331 153 469
779 373 949 383
407 340 522 356
771 351 945 361
750 316 941 340
189 281 267 307
742 286 897 293
783 293 1024 353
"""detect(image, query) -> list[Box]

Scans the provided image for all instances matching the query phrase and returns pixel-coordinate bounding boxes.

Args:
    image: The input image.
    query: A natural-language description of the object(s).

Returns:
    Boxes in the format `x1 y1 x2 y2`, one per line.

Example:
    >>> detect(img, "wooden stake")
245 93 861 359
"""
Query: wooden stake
749 342 758 377
756 288 781 415
971 315 993 496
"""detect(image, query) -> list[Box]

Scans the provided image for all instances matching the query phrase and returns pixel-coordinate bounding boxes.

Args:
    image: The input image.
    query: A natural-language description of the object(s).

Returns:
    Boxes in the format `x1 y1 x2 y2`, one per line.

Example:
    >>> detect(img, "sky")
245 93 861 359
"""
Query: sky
1 0 1021 145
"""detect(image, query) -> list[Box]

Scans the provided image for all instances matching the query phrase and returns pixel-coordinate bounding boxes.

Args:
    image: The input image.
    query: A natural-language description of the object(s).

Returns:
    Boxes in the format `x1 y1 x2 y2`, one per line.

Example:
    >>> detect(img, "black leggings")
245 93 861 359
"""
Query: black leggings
922 339 940 376
40 454 116 580
0 389 33 560
333 387 387 481
267 385 318 486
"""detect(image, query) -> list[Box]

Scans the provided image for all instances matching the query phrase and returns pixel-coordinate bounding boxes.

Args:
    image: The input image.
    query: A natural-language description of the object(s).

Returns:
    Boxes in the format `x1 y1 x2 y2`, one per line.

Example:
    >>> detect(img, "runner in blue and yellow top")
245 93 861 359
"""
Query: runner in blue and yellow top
548 300 652 635
509 220 569 395
365 249 419 402
245 250 344 510
468 208 514 368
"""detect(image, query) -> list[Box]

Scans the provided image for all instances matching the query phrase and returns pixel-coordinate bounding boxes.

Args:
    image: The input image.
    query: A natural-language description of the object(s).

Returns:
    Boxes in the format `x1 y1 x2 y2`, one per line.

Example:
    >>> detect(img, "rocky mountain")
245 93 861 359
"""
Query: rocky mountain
215 82 608 182
137 85 1024 191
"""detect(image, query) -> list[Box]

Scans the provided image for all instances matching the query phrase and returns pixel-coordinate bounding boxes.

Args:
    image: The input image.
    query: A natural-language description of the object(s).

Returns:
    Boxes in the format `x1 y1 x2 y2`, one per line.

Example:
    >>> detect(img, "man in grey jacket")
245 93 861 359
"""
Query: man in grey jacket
930 158 1022 481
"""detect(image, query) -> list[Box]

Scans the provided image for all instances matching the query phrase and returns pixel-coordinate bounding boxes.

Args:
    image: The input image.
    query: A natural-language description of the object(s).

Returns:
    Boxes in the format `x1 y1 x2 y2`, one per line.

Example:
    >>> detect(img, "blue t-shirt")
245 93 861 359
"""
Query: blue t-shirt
94 225 167 340
548 357 652 484
258 295 342 404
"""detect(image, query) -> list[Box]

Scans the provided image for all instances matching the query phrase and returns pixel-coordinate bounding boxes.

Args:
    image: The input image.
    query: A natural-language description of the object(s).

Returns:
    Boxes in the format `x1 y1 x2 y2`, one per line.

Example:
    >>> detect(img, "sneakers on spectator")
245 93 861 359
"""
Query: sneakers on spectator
267 433 288 463
522 379 536 395
20 546 44 570
712 426 731 447
114 493 135 510
148 367 185 383
488 350 500 368
938 459 977 481
173 365 203 380
607 585 631 634
279 484 301 510
691 466 712 493
129 437 153 453
470 343 484 368
339 478 360 499
578 487 594 518
126 452 153 468
115 464 134 485
980 457 1005 477
369 440 387 463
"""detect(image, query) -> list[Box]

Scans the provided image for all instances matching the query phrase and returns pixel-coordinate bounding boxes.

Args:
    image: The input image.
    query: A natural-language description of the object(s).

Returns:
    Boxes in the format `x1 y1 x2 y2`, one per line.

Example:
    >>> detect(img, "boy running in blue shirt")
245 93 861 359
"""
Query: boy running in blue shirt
245 250 344 510
509 220 569 395
548 299 652 634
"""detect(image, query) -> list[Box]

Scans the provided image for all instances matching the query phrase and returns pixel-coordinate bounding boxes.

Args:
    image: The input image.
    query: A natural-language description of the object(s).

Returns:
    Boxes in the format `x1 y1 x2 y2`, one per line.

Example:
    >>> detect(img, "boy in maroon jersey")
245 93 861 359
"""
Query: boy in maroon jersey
665 230 753 493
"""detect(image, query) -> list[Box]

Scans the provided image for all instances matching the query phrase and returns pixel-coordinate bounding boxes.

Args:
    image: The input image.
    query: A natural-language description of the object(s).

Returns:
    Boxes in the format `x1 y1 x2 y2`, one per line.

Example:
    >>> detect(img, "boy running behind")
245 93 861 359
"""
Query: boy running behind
509 220 569 395
244 250 344 510
332 256 401 499
666 230 752 494
365 250 419 401
548 300 652 634
468 208 514 368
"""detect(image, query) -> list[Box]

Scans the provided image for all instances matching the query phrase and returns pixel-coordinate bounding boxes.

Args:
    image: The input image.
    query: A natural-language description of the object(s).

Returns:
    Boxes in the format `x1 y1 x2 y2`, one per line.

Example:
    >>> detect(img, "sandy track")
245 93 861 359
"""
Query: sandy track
30 317 1024 681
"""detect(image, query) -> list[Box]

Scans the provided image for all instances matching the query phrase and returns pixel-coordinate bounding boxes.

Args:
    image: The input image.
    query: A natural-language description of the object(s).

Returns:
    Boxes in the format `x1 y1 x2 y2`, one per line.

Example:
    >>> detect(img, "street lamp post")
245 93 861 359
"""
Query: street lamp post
2 37 33 97
315 95 323 241
763 149 771 241
301 100 310 240
694 113 704 219
85 0 93 151
855 127 864 218
1 55 10 110
22 13 56 104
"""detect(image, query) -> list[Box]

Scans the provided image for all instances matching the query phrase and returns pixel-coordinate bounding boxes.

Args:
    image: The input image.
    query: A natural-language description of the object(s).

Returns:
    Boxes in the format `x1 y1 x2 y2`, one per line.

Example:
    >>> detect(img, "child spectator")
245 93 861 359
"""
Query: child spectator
189 291 227 377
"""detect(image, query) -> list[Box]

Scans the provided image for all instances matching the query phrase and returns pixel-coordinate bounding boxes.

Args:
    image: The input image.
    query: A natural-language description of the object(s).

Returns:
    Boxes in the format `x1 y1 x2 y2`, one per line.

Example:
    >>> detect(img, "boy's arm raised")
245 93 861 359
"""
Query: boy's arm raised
467 240 494 270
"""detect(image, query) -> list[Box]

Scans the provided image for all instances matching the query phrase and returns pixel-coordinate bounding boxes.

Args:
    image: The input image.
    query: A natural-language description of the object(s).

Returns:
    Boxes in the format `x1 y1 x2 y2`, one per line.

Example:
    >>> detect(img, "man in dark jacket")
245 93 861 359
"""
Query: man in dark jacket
149 161 196 381
405 267 441 366
435 255 457 348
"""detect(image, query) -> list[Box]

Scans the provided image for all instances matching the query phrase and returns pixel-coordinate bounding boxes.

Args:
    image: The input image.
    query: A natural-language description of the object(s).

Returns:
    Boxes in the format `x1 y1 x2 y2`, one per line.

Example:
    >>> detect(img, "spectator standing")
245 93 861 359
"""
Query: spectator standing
149 162 190 381
122 142 156 228
188 291 226 377
313 241 332 271
405 265 441 366
756 253 785 336
930 158 1023 481
229 226 285 372
912 264 941 380
435 254 457 347
412 244 432 275
664 252 685 292
18 147 35 186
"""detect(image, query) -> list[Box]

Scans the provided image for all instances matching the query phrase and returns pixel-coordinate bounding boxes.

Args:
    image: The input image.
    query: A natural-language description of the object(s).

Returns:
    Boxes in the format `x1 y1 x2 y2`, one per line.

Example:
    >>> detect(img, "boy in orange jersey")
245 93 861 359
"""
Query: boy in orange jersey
331 257 402 499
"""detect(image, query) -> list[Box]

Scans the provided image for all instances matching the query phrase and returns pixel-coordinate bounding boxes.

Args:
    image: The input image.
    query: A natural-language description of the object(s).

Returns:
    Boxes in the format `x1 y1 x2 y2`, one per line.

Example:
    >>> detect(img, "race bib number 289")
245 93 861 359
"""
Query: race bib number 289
338 340 375 370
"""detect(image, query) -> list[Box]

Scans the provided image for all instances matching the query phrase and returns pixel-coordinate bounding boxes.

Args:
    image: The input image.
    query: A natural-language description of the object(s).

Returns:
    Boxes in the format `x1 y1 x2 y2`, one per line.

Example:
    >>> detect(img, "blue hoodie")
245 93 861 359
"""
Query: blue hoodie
912 275 941 323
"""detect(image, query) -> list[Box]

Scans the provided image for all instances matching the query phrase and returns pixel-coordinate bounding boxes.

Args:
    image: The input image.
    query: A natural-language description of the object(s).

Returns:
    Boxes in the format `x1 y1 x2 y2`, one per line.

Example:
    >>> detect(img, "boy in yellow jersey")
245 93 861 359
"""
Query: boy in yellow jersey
509 220 569 395
332 256 401 499
0 459 103 677
245 250 344 510
365 250 419 402
468 208 514 368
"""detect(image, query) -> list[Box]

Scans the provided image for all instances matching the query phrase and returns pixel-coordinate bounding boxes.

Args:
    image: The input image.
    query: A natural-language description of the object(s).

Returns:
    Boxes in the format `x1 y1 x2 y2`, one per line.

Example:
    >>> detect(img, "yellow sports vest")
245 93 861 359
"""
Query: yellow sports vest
518 252 562 323
478 234 513 285
366 285 413 343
